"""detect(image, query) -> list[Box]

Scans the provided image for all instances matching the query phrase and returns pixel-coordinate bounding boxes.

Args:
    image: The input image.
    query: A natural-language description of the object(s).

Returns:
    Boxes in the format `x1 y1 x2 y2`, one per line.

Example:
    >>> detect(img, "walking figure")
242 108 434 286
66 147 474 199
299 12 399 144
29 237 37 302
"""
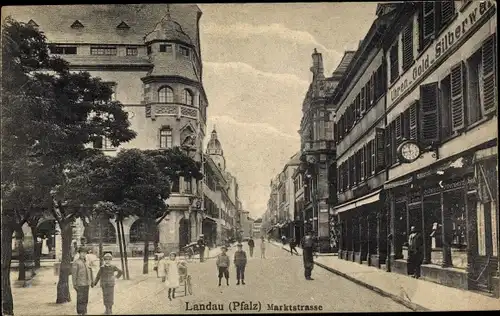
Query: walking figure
72 247 94 315
407 226 423 278
158 252 181 300
234 243 247 285
197 234 206 262
93 253 123 315
247 237 255 257
289 238 299 255
153 247 164 277
301 231 315 280
216 246 230 286
260 237 266 259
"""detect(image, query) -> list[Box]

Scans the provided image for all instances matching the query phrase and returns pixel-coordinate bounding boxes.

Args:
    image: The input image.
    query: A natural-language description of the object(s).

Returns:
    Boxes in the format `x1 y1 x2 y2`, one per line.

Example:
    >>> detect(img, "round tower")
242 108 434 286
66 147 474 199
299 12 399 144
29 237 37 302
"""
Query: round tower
206 127 226 171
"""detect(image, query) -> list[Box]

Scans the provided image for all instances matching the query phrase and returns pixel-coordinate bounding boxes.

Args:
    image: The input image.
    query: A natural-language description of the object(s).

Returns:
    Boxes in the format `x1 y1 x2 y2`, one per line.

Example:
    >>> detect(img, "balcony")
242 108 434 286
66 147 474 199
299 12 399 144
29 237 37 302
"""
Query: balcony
301 140 335 156
145 102 199 121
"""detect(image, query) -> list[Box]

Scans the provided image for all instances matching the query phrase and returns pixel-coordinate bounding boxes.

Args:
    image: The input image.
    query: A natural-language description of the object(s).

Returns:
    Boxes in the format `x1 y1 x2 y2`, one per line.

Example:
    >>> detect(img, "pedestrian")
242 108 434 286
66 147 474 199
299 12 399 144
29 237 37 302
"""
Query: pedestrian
247 237 255 257
301 231 315 280
234 243 247 285
216 246 230 286
72 247 94 315
197 234 206 262
407 226 423 279
289 238 299 255
260 237 266 259
158 252 181 300
93 253 123 315
153 246 164 277
281 235 287 245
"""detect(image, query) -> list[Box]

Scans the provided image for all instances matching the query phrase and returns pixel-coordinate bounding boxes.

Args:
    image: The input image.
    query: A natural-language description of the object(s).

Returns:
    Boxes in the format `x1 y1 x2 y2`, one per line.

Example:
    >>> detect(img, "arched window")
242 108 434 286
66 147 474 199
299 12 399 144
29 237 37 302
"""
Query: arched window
130 219 160 243
84 219 116 244
183 89 194 106
158 86 174 103
159 126 173 149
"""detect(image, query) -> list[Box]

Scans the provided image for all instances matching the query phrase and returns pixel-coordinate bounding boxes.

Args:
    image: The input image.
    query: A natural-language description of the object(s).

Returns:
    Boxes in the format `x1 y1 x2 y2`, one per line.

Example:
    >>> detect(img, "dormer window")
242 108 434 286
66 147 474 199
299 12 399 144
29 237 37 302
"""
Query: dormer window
160 44 173 53
71 20 84 29
183 89 194 106
179 46 190 57
116 21 130 29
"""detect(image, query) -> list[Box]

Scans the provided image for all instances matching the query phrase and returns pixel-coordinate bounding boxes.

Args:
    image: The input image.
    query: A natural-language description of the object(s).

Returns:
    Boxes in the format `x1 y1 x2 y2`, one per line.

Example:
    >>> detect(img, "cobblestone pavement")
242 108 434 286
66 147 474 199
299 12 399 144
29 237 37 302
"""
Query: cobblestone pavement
12 241 410 315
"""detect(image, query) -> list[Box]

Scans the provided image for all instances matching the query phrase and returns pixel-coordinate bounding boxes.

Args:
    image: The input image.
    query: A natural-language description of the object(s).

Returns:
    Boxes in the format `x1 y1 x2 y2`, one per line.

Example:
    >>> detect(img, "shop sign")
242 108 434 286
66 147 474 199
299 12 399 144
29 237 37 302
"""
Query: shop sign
388 0 496 107
423 177 475 196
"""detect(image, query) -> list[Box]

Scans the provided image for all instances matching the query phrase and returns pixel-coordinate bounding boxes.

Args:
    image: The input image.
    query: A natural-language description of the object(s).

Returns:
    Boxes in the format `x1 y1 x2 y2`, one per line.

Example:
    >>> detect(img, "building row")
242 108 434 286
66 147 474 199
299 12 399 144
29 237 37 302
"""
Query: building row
8 4 244 258
266 1 498 297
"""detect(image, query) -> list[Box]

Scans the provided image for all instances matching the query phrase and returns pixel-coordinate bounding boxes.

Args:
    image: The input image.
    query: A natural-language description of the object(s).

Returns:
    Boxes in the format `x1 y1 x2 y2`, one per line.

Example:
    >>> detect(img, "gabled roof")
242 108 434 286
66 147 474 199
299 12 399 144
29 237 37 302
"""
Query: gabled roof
71 20 84 29
27 19 38 27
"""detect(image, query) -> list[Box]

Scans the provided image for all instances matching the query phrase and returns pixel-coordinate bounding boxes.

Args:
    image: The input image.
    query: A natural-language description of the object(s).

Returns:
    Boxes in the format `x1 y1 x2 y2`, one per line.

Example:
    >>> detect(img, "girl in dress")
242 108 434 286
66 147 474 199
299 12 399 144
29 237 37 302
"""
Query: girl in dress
158 252 181 300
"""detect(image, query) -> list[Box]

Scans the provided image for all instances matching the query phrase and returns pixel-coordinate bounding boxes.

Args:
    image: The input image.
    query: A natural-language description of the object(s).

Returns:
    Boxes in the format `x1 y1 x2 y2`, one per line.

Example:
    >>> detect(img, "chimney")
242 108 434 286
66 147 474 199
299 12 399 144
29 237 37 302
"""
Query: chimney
310 48 325 79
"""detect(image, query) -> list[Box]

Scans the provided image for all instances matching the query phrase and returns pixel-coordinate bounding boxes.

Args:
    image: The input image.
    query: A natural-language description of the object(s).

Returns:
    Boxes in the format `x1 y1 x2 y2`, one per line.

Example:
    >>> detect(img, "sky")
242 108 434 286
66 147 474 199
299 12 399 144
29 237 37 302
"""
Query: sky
198 3 378 219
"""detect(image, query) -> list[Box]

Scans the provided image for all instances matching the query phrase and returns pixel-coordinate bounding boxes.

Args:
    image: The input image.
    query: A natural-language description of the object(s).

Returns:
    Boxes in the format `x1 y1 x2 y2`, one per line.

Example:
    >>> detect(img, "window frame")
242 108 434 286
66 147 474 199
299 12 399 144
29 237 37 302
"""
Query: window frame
159 126 173 149
126 47 138 56
158 86 174 103
90 46 117 56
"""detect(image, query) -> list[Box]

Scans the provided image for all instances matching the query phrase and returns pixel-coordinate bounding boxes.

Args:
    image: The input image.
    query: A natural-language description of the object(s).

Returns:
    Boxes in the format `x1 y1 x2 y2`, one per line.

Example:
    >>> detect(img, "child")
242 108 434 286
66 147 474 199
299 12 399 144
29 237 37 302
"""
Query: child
93 253 123 315
233 243 247 285
158 252 180 300
216 246 230 286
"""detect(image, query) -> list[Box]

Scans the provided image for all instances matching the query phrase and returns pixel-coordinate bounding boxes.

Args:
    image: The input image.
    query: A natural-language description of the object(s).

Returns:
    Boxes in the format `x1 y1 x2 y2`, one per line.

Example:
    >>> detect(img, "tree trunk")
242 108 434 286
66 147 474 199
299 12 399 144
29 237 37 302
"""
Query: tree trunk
142 219 150 275
16 228 26 281
1 221 15 316
116 219 125 276
120 220 130 280
56 221 72 304
30 226 41 269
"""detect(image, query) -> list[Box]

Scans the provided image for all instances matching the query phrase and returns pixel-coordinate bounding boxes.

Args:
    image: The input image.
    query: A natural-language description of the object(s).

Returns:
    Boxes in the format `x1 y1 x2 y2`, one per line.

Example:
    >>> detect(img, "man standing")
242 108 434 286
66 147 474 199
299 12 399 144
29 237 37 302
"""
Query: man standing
289 238 299 255
234 243 247 285
247 237 255 257
197 234 206 262
72 247 94 315
407 226 423 278
301 231 315 280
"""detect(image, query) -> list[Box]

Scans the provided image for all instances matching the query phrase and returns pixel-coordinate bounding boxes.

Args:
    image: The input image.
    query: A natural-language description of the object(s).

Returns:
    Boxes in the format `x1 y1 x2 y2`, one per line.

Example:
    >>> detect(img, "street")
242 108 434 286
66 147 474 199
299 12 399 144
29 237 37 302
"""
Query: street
13 241 410 315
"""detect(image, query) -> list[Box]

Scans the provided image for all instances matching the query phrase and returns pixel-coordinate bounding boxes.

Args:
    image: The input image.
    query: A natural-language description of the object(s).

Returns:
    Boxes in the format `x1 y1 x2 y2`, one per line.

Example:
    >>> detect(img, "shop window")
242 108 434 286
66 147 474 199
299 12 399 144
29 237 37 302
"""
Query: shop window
389 41 399 84
159 127 172 149
158 86 174 103
444 190 467 250
395 201 408 259
402 21 414 71
440 75 452 139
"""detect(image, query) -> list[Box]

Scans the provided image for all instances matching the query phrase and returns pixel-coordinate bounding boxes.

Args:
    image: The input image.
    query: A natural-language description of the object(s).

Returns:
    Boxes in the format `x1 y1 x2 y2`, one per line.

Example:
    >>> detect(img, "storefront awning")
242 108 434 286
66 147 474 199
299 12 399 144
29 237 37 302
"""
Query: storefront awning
333 189 382 214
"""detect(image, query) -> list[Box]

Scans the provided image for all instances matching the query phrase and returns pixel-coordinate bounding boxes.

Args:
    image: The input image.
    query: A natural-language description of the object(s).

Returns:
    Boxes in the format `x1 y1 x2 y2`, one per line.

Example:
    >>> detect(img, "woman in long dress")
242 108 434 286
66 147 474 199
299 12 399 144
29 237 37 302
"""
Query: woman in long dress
158 252 181 300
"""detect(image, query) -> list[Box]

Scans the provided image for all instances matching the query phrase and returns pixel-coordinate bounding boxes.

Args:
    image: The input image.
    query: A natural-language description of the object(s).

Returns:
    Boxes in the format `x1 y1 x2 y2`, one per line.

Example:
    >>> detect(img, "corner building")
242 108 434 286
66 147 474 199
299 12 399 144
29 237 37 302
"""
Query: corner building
10 4 209 256
382 1 497 295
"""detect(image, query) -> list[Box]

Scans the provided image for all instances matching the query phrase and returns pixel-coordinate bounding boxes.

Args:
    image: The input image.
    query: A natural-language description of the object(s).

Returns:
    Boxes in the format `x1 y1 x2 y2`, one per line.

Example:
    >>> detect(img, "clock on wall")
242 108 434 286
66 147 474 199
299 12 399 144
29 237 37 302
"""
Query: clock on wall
397 140 421 163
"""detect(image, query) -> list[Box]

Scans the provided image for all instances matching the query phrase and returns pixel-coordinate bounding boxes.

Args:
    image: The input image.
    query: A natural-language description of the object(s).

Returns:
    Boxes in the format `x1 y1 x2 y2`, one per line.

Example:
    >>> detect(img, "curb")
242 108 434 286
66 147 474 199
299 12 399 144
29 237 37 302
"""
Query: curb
313 261 430 312
269 241 429 312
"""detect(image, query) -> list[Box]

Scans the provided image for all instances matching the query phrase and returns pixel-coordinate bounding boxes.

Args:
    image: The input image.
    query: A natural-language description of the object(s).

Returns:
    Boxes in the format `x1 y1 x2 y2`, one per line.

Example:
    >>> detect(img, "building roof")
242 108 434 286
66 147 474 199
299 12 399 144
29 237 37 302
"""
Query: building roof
332 51 356 76
4 4 201 48
206 127 223 155
144 8 192 45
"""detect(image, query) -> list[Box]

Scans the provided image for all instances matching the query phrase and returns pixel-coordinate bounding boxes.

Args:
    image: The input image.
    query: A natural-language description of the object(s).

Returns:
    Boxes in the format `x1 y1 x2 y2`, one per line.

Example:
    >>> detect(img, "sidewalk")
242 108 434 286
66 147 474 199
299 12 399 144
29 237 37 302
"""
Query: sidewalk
269 241 500 311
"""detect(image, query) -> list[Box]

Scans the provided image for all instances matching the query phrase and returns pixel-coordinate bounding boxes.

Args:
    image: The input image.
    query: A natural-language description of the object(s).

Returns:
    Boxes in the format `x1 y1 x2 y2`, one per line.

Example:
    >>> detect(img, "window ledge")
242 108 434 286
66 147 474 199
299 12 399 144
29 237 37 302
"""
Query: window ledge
465 116 494 132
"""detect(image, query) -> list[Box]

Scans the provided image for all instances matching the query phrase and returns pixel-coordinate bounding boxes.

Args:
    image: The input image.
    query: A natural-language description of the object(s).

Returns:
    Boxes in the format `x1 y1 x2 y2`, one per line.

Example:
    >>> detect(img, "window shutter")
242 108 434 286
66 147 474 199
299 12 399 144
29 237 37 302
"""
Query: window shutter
366 142 372 177
353 154 358 186
360 147 365 181
440 1 455 26
450 61 466 132
360 88 366 115
402 111 410 140
334 122 338 144
355 95 361 120
370 75 375 106
395 115 402 146
481 35 496 116
409 101 419 140
419 82 440 146
423 2 435 45
391 123 398 165
371 140 376 176
375 128 385 172
402 21 414 71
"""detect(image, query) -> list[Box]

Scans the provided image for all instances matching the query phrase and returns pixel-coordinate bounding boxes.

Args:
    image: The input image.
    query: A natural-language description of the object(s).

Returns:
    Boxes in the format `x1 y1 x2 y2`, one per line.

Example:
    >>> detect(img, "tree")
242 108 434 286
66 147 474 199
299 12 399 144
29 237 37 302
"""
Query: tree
1 17 136 309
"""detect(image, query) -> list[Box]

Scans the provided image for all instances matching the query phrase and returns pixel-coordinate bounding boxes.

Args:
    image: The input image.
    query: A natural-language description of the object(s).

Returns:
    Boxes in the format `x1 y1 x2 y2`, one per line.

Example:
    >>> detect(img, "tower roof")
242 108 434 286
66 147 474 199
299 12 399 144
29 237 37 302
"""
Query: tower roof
145 4 192 45
206 126 223 155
